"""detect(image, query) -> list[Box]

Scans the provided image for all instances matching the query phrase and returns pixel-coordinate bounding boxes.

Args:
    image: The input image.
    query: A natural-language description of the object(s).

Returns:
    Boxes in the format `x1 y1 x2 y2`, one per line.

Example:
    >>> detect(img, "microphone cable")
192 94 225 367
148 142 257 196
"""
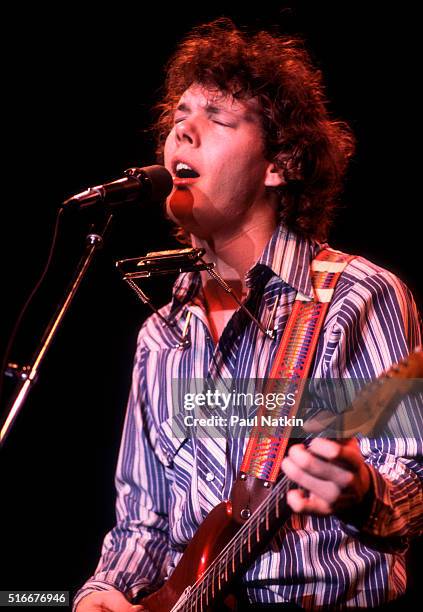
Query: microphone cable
0 207 64 409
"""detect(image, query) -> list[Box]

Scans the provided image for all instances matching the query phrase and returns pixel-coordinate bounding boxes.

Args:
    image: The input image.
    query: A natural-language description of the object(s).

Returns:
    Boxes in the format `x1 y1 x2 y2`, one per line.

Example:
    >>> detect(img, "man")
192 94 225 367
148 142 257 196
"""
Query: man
74 19 422 611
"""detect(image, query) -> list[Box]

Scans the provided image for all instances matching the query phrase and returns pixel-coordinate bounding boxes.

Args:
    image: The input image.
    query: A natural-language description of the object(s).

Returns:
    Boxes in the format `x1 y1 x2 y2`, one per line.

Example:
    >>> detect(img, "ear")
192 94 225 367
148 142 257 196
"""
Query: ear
264 162 286 188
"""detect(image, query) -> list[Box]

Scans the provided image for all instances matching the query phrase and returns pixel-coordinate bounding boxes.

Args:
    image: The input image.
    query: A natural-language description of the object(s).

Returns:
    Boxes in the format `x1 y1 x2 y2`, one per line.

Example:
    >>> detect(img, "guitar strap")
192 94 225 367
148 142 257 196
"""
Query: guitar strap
239 247 356 483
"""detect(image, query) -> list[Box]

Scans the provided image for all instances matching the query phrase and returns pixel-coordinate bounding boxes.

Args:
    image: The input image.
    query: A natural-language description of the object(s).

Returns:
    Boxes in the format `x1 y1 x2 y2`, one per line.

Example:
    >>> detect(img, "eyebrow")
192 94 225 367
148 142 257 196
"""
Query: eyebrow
175 102 235 116
174 100 258 124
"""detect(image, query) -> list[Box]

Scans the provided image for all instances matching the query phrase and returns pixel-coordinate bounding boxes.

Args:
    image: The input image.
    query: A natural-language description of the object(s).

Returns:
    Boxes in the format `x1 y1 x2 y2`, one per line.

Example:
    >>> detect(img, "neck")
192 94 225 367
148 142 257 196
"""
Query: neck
191 217 277 310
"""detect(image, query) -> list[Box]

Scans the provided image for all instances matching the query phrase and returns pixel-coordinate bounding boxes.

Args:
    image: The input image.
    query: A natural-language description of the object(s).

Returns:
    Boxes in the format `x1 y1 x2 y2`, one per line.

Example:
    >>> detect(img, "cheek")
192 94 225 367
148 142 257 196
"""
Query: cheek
215 149 267 195
220 136 266 174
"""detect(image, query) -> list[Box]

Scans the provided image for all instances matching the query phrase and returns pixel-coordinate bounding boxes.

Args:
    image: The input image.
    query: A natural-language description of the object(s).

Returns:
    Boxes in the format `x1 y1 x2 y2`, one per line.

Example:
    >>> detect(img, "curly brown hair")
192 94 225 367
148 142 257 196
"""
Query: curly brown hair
153 18 355 242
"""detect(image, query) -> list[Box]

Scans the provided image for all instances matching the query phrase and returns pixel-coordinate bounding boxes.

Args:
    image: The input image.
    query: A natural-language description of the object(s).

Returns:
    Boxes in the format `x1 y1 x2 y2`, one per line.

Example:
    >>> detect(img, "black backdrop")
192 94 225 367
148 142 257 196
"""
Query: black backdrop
1 2 421 607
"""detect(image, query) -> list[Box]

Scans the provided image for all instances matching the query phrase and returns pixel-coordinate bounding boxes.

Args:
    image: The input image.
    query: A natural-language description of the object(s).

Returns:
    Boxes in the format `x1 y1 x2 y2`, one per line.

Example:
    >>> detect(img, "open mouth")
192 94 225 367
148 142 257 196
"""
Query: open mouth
173 162 200 179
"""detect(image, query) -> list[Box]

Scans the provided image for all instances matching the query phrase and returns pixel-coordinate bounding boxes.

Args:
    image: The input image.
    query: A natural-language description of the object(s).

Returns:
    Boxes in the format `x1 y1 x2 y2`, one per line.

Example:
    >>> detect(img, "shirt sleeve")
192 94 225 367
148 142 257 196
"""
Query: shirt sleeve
326 269 423 538
73 333 171 609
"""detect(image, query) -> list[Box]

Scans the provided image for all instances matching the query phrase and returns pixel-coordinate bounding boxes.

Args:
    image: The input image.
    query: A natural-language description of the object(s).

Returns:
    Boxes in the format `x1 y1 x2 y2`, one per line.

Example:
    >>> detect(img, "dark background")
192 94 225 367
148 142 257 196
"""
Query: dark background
1 2 421 608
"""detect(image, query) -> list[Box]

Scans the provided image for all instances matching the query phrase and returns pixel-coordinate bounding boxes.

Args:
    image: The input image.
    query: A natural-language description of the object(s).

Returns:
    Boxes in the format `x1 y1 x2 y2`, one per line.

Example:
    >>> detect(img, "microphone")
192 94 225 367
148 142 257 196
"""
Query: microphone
62 165 173 210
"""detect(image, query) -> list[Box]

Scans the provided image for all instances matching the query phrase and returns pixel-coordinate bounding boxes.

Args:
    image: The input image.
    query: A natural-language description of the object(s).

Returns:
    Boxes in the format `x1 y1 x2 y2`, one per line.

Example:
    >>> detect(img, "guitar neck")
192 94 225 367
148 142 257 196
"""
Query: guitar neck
184 474 290 610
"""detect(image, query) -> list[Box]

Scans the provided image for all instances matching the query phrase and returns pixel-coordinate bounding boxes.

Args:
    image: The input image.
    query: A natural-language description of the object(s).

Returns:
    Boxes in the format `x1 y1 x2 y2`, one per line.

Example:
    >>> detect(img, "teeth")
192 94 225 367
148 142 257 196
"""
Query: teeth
176 162 193 172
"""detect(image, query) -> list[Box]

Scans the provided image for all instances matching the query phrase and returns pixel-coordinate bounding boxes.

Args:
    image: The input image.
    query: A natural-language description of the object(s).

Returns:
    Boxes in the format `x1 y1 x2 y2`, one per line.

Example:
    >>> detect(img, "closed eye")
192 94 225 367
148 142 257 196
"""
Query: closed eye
212 120 234 128
172 116 235 127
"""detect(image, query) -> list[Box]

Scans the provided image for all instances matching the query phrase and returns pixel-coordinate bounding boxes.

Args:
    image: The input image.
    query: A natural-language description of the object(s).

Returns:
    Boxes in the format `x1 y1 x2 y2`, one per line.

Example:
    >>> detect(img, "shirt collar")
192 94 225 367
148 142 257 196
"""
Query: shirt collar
169 224 325 316
246 224 325 300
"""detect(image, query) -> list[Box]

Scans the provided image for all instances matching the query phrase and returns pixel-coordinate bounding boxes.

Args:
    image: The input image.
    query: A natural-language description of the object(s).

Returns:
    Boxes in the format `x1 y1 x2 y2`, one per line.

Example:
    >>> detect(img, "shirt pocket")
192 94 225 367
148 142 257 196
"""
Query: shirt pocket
156 414 204 538
156 412 189 467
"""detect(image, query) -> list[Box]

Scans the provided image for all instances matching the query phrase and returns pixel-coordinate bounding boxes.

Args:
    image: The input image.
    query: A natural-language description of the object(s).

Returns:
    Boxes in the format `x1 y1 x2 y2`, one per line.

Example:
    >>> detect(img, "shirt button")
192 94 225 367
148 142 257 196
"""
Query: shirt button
206 472 215 482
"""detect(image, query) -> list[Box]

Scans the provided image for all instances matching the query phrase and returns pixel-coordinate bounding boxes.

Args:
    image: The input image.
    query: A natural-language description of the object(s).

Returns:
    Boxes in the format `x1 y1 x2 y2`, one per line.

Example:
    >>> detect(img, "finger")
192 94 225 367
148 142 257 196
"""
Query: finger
308 438 363 471
287 444 355 488
282 456 340 504
286 488 331 515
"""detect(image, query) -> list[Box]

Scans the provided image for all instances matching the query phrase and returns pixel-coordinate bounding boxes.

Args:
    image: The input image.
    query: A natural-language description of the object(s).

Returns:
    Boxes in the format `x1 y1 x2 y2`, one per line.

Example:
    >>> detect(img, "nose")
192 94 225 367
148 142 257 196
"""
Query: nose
175 117 200 147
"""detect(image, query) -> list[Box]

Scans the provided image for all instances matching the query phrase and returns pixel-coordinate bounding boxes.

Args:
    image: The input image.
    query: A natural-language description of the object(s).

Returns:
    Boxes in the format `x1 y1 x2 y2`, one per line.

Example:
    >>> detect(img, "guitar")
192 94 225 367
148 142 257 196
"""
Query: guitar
139 351 423 611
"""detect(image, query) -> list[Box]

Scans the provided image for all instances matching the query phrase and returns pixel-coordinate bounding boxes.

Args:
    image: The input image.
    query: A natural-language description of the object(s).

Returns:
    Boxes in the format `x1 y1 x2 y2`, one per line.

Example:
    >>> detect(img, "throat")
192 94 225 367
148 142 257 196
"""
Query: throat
204 279 246 310
203 279 247 344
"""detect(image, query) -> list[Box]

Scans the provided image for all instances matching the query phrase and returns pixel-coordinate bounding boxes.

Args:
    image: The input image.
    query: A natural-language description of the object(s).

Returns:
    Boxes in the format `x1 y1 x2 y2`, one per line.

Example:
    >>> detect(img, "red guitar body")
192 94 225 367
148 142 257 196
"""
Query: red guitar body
140 501 238 611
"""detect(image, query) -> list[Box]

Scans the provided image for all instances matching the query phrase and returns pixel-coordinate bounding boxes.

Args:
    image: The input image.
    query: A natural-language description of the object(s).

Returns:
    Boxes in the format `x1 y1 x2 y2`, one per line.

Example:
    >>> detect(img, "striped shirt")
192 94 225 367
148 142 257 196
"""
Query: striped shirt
74 224 423 610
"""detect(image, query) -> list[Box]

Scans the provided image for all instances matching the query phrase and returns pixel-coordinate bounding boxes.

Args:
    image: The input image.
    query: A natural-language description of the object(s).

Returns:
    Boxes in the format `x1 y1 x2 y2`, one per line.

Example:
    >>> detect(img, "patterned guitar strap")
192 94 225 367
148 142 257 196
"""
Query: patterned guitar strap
231 247 355 520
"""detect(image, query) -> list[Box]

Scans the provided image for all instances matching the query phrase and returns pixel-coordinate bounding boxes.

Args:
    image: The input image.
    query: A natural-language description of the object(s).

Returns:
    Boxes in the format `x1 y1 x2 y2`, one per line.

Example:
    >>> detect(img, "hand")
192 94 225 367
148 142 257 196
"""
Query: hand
281 438 372 518
76 589 146 612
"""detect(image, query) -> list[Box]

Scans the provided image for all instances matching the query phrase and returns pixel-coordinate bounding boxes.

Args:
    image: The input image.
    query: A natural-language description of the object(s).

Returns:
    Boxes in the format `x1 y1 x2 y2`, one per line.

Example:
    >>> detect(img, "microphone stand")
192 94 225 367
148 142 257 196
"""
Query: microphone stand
0 213 113 447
